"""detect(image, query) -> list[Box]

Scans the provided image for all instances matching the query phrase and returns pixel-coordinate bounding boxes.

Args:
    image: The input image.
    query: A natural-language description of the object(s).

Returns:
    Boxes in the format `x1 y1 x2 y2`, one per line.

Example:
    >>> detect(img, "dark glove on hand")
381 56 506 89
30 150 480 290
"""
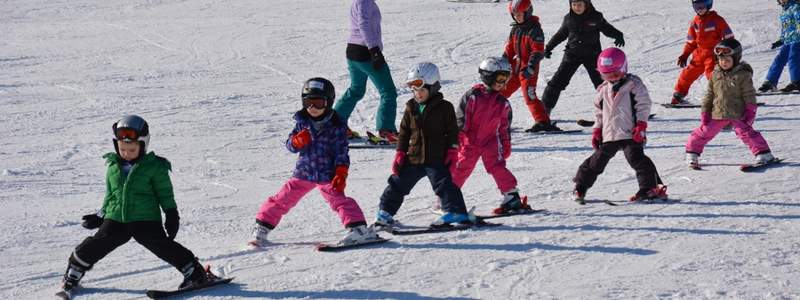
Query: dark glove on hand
677 54 689 68
164 209 180 240
543 50 552 59
369 47 386 70
771 40 784 50
614 37 625 47
524 52 544 78
81 213 104 229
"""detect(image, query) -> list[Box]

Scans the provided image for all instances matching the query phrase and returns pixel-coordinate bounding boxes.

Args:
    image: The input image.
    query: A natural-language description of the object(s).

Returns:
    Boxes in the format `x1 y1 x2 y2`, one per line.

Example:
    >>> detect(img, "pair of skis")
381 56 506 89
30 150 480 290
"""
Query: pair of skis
348 131 396 149
661 102 766 109
690 158 787 172
56 274 234 299
386 207 546 235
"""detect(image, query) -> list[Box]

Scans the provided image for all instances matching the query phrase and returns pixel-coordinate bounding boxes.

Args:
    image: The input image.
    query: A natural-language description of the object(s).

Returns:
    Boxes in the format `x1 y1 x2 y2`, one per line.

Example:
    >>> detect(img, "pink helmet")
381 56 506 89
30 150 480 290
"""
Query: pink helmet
596 47 627 74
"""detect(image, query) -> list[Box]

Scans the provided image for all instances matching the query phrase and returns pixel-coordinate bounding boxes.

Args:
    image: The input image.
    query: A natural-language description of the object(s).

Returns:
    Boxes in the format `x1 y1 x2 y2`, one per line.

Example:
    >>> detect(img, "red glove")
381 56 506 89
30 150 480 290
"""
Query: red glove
701 112 711 126
632 121 647 144
502 141 511 160
591 128 603 150
677 54 689 68
444 148 458 167
391 151 406 176
291 129 311 150
741 103 757 126
331 165 348 193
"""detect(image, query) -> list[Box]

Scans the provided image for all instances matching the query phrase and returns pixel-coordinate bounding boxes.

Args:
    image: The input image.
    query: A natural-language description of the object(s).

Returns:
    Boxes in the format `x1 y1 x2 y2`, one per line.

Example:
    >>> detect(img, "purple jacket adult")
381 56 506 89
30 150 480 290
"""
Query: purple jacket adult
348 0 383 51
286 111 350 183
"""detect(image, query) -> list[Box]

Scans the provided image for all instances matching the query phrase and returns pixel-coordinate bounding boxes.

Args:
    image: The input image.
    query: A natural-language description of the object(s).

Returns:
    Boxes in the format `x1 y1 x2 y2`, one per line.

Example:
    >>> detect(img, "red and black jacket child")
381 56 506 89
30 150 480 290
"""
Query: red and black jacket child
540 0 624 121
500 0 550 132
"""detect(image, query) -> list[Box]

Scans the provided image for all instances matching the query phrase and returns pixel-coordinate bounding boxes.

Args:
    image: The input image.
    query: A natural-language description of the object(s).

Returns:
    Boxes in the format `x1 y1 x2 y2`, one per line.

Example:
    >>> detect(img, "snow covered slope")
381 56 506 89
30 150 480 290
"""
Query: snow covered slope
1 0 798 299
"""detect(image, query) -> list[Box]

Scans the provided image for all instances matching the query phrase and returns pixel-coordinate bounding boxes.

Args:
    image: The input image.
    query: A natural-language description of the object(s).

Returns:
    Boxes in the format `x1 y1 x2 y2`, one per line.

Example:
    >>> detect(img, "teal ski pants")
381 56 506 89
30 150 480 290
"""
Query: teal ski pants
334 59 398 132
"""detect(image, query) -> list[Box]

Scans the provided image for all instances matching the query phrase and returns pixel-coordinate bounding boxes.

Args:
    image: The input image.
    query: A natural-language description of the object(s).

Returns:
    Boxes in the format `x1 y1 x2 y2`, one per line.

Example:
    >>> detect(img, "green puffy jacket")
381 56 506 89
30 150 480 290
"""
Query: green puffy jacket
101 152 177 223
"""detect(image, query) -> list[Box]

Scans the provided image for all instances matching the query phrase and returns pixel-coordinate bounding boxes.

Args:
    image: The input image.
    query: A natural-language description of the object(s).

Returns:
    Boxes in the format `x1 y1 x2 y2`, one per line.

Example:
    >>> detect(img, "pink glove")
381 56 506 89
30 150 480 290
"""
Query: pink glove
502 140 511 160
741 103 757 126
391 151 406 176
632 121 647 144
444 148 458 167
591 128 602 150
701 112 711 126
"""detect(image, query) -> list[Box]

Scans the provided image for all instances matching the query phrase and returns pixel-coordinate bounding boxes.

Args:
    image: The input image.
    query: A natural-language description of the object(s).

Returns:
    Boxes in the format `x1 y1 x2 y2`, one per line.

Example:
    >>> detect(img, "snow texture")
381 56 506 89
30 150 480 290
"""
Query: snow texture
1 0 798 299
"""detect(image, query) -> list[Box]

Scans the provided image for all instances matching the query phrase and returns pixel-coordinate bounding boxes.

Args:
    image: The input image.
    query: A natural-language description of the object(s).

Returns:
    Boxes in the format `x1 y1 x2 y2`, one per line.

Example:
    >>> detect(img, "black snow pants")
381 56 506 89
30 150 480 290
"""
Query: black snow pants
379 162 468 216
573 140 662 195
542 51 604 113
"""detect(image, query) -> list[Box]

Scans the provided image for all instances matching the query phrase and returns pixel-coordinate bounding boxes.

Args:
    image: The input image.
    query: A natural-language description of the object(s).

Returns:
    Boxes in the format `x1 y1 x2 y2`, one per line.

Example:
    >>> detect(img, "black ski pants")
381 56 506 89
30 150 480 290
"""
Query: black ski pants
73 219 196 272
379 162 467 216
573 140 662 195
542 51 604 113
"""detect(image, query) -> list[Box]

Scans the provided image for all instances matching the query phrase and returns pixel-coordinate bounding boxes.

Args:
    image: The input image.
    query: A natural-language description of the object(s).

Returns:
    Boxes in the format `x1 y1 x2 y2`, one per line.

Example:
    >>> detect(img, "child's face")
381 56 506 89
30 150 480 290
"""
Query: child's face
413 87 430 103
718 55 734 70
694 7 708 15
117 140 141 161
304 97 326 117
306 106 325 117
512 11 526 23
571 2 586 15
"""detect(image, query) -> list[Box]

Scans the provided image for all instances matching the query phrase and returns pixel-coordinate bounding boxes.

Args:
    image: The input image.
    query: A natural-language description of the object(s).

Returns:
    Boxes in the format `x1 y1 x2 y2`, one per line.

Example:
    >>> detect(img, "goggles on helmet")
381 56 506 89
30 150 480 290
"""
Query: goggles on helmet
692 2 708 11
407 79 427 91
303 98 327 110
714 45 735 56
494 73 510 85
599 70 625 82
115 128 140 141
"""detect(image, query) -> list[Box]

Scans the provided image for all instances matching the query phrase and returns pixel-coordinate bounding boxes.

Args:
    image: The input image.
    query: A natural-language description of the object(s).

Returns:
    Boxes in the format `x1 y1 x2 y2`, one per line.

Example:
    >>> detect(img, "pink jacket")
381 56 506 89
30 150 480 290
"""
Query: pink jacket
456 84 512 147
593 75 652 142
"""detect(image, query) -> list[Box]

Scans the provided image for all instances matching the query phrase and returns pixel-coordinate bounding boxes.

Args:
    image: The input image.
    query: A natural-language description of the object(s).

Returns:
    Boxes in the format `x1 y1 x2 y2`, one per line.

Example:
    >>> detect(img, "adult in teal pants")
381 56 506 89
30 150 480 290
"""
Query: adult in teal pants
336 0 398 141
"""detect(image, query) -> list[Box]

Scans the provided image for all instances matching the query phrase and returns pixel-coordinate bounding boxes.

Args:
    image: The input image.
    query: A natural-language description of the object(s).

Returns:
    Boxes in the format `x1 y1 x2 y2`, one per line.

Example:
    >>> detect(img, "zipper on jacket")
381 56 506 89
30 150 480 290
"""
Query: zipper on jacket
120 162 139 223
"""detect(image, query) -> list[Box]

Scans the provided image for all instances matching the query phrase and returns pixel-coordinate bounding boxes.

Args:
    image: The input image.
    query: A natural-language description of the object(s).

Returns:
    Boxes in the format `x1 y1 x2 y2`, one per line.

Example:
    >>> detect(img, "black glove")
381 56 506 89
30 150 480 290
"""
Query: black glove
614 37 625 47
164 209 180 240
543 50 553 59
523 52 544 79
81 213 103 229
368 47 386 70
771 40 784 50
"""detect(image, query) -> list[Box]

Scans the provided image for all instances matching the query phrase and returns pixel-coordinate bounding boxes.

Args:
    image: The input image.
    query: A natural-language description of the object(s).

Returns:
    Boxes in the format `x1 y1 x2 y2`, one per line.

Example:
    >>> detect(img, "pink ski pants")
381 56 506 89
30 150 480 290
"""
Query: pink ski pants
255 178 366 228
450 143 518 193
685 119 771 155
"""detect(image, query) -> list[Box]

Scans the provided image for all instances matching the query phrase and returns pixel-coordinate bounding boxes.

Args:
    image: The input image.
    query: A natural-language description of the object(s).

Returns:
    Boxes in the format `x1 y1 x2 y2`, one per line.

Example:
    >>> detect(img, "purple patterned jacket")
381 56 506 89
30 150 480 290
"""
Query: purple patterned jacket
286 111 350 183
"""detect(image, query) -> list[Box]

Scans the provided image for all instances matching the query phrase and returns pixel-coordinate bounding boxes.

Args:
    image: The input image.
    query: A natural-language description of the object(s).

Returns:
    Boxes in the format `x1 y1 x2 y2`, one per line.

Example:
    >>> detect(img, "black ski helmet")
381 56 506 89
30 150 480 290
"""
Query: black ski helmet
112 115 150 159
301 77 335 109
714 38 742 65
692 0 713 11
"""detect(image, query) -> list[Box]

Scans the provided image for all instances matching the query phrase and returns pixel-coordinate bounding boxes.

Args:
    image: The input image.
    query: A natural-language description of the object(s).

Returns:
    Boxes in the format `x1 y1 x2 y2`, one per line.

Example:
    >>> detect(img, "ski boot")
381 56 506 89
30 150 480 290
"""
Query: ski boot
629 184 668 202
572 190 586 205
670 92 689 105
492 189 530 214
339 224 380 245
56 256 90 299
346 127 362 140
758 81 777 93
686 152 700 169
430 211 476 226
755 152 777 165
371 210 397 232
179 261 218 290
378 130 399 144
247 221 272 248
525 121 562 133
780 81 800 93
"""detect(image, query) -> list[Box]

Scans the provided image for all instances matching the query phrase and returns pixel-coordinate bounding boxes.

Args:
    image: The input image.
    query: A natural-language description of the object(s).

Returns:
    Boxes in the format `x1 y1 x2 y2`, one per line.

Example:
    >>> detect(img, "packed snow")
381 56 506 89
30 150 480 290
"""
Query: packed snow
1 0 798 299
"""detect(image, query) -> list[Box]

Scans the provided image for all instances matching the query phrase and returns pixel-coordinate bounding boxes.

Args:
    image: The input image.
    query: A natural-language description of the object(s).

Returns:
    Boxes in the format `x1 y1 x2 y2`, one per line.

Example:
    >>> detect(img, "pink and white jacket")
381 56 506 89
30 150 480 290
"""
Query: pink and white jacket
456 84 512 148
593 74 653 142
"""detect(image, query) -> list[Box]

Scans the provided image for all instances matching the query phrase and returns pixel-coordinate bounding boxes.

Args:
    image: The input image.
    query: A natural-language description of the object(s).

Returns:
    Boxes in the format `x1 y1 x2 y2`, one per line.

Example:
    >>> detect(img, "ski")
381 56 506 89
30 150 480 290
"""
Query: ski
662 103 765 108
388 220 501 236
316 237 391 252
689 162 702 170
577 114 656 127
475 208 546 220
525 129 583 135
146 277 234 299
756 91 800 96
740 158 786 172
348 131 395 149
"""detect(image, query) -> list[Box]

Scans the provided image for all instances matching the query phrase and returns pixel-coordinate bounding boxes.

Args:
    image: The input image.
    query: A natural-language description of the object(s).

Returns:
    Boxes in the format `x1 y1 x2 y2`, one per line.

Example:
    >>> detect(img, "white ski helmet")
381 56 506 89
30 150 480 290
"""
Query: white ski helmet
406 62 441 94
479 56 512 86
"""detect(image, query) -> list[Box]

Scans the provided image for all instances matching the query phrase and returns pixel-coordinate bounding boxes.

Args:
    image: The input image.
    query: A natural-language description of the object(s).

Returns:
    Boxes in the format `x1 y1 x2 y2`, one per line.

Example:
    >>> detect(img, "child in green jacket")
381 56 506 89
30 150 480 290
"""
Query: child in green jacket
57 115 217 299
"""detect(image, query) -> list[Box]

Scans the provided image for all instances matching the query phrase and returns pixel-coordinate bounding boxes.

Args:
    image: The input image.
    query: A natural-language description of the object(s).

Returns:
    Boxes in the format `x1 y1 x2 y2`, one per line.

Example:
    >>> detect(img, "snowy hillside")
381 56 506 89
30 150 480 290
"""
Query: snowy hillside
1 0 799 299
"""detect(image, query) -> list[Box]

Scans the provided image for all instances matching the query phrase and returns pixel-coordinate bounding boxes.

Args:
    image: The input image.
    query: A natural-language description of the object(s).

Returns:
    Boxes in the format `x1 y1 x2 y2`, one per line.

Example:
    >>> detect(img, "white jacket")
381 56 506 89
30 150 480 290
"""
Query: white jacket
593 74 652 143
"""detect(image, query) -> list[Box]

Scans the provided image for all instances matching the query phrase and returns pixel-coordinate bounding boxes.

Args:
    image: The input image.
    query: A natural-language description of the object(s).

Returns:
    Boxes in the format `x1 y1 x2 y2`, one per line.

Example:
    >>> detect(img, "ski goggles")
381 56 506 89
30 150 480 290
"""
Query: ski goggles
692 2 708 11
714 45 735 56
302 98 327 109
407 78 426 91
494 73 510 85
115 128 140 141
599 70 625 82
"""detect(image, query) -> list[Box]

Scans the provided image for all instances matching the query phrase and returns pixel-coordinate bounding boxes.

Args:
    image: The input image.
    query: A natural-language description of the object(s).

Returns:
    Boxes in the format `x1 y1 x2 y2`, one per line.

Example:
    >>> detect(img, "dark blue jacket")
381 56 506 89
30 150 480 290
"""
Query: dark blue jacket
286 111 349 182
